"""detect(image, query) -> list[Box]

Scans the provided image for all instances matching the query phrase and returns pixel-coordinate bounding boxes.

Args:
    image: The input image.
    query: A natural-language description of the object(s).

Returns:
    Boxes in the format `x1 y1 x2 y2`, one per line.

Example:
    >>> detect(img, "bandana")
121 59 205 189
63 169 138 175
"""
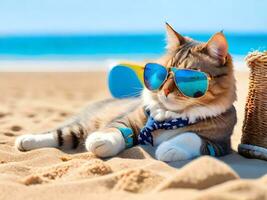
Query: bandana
138 110 195 146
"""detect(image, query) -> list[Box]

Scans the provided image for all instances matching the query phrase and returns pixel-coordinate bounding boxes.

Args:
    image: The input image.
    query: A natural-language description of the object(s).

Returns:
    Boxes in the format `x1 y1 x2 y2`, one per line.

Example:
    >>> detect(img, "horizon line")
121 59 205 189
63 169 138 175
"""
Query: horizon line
0 31 267 37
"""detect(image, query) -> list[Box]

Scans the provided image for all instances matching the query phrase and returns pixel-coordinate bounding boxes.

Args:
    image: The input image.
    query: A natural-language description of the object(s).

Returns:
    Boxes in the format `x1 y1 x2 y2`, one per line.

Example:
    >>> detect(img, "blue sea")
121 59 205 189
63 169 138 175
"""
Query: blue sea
0 33 266 60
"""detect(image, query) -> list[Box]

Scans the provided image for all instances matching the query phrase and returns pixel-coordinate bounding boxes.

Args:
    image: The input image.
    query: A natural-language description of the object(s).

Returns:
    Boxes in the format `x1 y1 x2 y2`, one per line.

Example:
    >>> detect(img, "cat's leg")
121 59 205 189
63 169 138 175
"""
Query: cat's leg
15 133 58 151
85 128 125 158
15 123 85 151
155 132 202 162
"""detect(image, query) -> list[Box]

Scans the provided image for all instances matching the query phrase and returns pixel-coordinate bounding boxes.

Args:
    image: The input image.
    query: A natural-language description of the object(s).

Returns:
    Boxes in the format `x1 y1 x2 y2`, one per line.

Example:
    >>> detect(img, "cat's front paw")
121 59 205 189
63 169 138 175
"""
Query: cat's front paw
155 145 191 162
85 129 125 158
155 132 201 162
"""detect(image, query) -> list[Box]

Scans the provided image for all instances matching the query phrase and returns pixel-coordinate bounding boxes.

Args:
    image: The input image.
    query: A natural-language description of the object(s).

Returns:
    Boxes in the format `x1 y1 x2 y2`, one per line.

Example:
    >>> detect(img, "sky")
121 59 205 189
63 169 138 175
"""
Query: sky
0 0 266 35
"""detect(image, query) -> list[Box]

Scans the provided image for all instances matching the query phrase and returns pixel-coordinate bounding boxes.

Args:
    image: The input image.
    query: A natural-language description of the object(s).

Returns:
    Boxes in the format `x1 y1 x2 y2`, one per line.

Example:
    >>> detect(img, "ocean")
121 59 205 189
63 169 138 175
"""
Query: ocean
0 33 266 61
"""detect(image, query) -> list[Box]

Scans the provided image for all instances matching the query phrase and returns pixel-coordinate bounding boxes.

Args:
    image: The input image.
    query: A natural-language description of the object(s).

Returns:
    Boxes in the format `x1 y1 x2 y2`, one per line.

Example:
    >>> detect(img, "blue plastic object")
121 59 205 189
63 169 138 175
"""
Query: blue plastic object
108 64 144 98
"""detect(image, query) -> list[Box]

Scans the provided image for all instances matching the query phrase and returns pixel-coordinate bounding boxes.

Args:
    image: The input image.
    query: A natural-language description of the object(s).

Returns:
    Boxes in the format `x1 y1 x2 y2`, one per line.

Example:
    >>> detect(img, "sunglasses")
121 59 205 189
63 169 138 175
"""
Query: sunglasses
144 63 212 98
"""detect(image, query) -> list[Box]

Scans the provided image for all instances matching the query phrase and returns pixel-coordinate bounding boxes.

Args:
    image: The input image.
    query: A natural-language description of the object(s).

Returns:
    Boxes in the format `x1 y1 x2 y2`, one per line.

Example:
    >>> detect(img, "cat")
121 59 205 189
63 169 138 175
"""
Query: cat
15 23 237 162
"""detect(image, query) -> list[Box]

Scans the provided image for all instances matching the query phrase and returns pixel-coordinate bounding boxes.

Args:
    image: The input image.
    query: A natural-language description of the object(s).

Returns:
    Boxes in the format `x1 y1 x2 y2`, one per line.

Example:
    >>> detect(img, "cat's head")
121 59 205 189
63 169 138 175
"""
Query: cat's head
143 23 236 117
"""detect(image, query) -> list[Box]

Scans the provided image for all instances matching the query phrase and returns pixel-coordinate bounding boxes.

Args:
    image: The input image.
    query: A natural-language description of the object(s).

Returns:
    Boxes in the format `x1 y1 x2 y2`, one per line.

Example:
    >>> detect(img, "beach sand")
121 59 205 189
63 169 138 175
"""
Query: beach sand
0 66 267 200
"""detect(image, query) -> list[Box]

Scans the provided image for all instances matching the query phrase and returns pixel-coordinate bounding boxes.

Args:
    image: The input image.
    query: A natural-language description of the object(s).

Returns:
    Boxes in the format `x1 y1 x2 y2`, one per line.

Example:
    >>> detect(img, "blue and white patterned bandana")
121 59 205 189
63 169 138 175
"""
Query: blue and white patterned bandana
138 111 194 146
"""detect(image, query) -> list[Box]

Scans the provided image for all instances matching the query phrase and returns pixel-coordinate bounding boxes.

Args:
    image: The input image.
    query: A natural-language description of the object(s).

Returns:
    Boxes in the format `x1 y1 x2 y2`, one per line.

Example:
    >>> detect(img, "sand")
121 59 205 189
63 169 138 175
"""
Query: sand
0 67 267 200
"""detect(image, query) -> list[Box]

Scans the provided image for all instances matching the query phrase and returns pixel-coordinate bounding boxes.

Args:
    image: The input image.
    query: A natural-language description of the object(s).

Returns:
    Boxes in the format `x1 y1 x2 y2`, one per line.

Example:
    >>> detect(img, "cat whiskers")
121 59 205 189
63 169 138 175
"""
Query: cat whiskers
118 86 143 98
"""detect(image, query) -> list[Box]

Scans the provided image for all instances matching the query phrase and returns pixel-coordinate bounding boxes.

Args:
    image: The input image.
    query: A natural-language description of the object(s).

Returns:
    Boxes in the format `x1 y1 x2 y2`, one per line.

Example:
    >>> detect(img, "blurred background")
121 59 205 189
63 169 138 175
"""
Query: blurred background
0 0 266 71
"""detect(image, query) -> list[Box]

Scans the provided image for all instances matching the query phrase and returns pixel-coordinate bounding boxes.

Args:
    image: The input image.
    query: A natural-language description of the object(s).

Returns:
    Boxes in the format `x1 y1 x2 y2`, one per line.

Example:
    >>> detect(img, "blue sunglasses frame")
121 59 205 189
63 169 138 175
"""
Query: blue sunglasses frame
144 63 212 98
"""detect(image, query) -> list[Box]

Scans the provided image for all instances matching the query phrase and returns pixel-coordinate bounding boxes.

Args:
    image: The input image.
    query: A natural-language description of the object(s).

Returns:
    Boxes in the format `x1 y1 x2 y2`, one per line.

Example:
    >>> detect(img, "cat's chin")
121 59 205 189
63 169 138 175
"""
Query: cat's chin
157 93 188 112
142 89 190 113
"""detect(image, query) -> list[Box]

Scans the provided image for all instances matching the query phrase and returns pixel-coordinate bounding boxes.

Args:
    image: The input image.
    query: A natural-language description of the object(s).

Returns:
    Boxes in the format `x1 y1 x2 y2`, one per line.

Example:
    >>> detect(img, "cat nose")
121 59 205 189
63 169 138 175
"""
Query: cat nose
162 77 175 97
164 88 170 96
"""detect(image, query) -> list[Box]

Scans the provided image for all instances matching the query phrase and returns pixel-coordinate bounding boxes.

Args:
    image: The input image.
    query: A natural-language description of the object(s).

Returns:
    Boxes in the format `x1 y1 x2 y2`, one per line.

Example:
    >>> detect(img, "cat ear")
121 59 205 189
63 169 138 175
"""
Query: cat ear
165 22 185 50
206 32 228 62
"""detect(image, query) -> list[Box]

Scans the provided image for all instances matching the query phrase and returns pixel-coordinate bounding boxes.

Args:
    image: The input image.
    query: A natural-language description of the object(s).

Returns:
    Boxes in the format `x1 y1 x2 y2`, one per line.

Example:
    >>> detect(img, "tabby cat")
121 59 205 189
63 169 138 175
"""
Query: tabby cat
15 23 237 162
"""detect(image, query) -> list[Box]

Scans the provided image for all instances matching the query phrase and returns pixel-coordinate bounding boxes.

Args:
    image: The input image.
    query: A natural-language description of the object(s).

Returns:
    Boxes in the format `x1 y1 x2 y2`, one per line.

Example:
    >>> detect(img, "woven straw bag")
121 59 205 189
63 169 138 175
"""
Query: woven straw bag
238 51 267 161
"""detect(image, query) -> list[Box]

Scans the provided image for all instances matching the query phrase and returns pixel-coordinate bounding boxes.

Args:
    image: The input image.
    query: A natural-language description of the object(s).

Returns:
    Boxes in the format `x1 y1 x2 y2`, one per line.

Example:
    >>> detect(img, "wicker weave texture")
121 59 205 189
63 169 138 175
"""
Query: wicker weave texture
241 51 267 148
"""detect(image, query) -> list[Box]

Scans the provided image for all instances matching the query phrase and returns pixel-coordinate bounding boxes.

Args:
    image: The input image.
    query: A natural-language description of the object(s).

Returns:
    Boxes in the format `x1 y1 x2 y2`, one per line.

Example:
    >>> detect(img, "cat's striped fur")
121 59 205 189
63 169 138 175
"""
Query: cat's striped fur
16 98 141 151
15 23 237 162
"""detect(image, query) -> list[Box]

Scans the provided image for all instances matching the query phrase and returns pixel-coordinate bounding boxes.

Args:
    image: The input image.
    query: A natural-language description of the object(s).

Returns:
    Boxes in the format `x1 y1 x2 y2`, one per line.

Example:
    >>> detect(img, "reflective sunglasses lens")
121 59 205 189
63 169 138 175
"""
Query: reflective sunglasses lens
144 63 168 90
173 69 208 98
